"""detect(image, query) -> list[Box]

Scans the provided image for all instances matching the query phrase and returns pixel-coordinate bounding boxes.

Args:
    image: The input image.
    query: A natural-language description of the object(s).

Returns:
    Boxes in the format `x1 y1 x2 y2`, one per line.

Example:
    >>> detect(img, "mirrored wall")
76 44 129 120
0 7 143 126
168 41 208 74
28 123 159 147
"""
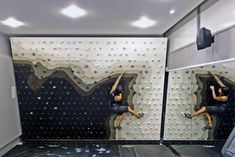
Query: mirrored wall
165 59 235 141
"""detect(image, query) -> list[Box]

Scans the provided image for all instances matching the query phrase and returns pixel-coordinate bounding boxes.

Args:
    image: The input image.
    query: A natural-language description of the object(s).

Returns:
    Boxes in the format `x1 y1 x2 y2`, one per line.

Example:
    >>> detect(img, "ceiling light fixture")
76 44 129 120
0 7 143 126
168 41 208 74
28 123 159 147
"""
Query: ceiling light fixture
1 17 25 28
61 4 87 18
132 16 156 29
170 9 175 14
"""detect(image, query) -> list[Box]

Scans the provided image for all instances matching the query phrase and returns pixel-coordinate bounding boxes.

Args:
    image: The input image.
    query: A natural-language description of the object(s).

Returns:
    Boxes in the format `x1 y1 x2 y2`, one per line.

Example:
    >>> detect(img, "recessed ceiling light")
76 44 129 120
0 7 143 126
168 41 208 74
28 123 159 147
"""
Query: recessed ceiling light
1 17 25 28
61 4 87 18
132 16 156 29
170 9 175 14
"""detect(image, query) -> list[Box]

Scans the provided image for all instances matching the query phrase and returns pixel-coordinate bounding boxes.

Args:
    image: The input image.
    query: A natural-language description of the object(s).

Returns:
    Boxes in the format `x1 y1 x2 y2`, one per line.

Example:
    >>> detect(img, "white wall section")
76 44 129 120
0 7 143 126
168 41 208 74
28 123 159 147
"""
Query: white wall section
167 26 235 70
168 18 197 54
201 0 235 34
0 57 22 148
0 33 11 57
0 34 22 150
167 0 235 54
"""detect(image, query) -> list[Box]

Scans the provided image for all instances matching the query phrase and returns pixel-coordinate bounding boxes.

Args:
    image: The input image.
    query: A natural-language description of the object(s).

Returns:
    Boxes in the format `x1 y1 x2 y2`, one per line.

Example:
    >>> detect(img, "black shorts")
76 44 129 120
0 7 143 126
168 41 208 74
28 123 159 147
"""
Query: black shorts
205 104 227 113
111 103 128 114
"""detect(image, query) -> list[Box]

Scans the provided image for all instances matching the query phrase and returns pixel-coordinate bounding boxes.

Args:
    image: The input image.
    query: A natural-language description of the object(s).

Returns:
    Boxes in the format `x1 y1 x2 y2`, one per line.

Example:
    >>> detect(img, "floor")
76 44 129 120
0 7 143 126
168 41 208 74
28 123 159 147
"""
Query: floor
3 143 224 157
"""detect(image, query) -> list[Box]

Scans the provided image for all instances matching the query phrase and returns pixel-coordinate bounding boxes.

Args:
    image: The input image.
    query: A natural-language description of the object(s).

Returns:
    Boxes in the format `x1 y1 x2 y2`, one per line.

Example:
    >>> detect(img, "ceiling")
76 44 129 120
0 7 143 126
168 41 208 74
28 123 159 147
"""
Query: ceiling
0 0 204 36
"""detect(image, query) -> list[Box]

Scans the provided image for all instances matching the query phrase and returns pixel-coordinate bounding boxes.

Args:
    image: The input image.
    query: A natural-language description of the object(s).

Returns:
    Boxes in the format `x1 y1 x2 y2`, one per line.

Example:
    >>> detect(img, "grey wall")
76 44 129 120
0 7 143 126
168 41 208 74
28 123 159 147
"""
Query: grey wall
0 33 21 152
0 33 11 56
167 26 235 70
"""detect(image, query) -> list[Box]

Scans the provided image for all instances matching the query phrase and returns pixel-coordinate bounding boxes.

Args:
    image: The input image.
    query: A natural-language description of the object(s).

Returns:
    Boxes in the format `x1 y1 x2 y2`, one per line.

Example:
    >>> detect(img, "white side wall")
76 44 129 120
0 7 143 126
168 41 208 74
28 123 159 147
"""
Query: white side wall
168 18 197 54
0 33 11 56
168 0 235 54
0 33 21 153
167 0 235 70
201 0 235 35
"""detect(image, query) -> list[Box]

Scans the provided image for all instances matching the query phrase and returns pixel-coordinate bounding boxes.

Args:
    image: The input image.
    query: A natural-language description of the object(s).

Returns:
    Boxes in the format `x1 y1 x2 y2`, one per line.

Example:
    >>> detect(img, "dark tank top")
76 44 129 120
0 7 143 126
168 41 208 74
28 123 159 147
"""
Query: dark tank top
109 90 123 107
214 95 229 108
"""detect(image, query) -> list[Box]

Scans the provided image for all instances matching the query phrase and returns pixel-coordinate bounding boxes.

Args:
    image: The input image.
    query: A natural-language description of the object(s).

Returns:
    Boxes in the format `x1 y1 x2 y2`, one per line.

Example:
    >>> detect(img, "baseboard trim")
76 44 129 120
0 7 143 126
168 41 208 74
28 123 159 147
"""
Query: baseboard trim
0 137 21 156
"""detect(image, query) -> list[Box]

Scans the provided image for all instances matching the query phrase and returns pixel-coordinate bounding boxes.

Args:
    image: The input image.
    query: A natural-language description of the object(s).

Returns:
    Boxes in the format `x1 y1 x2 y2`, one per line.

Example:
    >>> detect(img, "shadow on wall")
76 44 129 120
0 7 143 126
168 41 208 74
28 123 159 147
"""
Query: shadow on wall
195 74 235 140
14 61 138 140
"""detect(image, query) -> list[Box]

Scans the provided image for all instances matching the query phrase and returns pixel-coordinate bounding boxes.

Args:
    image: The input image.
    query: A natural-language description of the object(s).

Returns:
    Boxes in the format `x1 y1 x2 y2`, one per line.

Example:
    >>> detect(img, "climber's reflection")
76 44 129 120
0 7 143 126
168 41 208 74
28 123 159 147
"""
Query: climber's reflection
109 71 144 130
184 71 230 129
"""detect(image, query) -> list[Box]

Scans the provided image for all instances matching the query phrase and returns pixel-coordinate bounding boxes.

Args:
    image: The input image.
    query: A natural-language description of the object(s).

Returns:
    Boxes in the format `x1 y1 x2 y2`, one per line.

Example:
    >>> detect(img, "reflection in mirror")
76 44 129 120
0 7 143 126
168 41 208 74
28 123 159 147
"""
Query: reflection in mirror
165 59 235 140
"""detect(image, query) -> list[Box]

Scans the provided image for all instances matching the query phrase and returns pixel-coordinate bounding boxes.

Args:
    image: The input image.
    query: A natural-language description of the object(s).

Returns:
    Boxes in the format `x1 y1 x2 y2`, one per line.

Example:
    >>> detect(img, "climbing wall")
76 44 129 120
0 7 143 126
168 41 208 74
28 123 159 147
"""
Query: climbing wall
11 37 167 140
165 60 235 140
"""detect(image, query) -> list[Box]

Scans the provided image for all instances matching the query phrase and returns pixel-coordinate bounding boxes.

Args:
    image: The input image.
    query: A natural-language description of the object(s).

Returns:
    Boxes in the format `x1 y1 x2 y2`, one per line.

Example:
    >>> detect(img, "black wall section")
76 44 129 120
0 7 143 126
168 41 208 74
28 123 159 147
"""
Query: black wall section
14 63 135 140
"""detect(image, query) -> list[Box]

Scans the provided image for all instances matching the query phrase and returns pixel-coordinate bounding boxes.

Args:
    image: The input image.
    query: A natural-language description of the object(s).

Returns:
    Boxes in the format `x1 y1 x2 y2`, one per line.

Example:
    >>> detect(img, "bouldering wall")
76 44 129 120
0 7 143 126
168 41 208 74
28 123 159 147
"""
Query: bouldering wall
11 37 167 140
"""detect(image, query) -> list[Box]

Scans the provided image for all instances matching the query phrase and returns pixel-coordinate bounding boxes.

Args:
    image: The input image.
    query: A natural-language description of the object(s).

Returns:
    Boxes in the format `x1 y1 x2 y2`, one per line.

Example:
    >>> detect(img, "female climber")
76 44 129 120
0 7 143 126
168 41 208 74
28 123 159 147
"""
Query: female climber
109 71 144 130
184 71 229 129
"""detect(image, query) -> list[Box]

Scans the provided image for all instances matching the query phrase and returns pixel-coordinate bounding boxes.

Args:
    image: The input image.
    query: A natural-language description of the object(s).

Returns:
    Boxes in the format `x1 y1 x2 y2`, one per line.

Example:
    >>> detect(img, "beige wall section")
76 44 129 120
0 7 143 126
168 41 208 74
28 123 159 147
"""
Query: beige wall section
0 34 22 153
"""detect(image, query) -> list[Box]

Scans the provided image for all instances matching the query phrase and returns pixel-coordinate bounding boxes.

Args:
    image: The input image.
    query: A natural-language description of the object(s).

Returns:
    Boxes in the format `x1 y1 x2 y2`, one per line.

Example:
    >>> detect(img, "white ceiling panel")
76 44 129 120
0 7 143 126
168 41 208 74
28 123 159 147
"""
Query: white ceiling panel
0 0 204 35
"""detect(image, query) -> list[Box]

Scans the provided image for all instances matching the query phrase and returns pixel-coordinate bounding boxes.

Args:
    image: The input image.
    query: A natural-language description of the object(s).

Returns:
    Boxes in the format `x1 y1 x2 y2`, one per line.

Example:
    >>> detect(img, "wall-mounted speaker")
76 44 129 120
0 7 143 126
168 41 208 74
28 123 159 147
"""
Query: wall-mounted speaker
196 27 214 50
